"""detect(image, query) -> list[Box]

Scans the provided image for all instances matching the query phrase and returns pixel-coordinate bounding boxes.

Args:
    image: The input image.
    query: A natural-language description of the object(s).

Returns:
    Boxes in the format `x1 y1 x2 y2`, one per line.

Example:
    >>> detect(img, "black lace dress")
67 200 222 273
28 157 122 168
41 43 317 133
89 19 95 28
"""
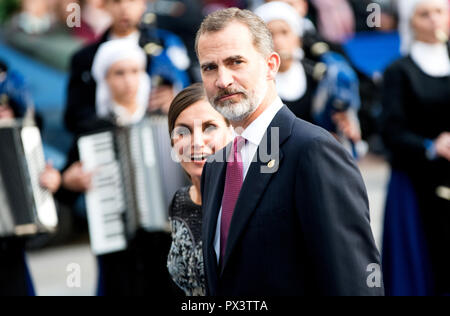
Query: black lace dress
167 186 205 296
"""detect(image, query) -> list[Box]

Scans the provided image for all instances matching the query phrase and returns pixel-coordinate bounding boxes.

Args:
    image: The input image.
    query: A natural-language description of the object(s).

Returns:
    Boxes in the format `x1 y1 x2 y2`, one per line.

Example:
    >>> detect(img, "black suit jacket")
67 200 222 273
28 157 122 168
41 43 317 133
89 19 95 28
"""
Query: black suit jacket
201 105 384 296
64 32 112 136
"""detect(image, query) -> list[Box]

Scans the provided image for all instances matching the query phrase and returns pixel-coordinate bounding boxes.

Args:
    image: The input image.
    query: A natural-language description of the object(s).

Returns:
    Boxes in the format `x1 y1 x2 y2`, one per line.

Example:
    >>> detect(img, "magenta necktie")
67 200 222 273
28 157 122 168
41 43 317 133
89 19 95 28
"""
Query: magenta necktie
220 136 246 262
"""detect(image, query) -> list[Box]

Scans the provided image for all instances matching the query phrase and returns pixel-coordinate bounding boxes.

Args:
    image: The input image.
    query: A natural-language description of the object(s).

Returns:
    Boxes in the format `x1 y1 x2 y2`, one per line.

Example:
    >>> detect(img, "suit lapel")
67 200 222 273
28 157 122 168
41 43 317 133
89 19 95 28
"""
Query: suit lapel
203 143 231 293
220 106 295 275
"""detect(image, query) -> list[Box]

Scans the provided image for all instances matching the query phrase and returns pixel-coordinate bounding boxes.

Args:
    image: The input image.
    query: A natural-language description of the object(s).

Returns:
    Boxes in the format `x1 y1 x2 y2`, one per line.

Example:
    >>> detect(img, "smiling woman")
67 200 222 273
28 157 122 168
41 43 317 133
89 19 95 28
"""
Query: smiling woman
167 83 231 296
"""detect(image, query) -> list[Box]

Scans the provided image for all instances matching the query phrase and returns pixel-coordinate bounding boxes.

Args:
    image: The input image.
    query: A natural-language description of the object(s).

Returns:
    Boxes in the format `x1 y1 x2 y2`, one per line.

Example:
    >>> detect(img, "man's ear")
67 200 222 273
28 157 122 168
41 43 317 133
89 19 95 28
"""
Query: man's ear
266 52 281 81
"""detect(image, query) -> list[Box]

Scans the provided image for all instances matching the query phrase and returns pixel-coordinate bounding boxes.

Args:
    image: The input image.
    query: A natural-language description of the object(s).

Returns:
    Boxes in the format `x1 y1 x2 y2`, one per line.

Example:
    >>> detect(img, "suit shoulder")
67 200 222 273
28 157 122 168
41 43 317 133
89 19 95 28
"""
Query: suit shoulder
290 117 336 146
287 118 355 167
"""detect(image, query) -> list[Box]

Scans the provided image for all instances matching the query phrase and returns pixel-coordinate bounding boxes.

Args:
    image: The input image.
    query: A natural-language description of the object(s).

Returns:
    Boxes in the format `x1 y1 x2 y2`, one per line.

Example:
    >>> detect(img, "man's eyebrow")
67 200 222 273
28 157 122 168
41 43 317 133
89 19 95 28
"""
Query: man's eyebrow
224 55 246 63
201 55 247 69
200 61 217 70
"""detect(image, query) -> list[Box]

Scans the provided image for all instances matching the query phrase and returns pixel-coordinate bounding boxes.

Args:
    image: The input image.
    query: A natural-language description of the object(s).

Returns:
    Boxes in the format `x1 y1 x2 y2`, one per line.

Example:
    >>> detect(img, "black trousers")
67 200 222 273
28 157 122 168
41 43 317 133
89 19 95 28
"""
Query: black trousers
98 230 184 297
414 181 450 296
0 238 32 296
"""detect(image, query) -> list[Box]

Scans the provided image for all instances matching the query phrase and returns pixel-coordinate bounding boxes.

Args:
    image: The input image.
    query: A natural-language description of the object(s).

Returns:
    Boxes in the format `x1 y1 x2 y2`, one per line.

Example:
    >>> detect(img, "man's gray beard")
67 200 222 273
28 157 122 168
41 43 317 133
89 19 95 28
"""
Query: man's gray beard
211 96 259 122
211 79 268 123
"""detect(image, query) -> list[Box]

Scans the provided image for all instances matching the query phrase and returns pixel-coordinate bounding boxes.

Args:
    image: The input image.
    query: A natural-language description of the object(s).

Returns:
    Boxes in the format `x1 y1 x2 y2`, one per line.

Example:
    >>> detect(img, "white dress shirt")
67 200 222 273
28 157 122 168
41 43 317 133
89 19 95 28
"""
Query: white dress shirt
213 97 284 264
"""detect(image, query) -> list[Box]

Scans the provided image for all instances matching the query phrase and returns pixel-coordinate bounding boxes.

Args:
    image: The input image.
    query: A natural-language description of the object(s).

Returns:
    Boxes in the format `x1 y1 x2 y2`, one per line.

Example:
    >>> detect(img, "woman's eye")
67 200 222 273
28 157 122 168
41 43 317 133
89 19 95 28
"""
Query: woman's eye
174 127 191 137
204 125 217 133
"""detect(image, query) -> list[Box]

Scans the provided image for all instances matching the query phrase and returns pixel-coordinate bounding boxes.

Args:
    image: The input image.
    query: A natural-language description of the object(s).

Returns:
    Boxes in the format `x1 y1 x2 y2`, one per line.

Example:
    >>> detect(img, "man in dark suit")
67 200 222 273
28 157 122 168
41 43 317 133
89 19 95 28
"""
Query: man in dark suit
197 8 384 296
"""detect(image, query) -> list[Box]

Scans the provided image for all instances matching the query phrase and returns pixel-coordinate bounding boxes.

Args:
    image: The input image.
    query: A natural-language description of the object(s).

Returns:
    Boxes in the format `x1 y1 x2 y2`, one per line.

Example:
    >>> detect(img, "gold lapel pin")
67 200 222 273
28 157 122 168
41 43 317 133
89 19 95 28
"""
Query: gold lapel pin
267 159 276 169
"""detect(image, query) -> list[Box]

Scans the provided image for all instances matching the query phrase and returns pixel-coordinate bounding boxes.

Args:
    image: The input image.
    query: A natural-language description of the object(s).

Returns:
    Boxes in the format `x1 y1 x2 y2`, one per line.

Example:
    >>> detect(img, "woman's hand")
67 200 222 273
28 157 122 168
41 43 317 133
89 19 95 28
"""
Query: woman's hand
40 163 62 194
0 104 15 120
148 85 175 115
435 132 450 161
62 162 93 193
332 111 362 143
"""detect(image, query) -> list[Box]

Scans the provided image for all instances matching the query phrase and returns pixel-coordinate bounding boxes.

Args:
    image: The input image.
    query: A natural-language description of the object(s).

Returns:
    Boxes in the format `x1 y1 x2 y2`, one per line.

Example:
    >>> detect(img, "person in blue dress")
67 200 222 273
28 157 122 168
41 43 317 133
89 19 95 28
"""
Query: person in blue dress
381 0 450 296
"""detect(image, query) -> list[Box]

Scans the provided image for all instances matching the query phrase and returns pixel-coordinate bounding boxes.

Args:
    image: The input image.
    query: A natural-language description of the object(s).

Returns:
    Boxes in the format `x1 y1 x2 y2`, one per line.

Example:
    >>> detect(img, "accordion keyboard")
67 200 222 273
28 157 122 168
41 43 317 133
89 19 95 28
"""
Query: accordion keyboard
78 131 127 255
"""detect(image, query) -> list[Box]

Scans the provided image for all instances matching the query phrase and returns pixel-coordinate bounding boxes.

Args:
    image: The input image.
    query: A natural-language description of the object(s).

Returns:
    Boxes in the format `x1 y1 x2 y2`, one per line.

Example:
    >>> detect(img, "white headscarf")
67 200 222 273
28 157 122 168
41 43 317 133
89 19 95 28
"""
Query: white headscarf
254 1 304 37
91 39 151 125
255 2 307 100
398 0 449 55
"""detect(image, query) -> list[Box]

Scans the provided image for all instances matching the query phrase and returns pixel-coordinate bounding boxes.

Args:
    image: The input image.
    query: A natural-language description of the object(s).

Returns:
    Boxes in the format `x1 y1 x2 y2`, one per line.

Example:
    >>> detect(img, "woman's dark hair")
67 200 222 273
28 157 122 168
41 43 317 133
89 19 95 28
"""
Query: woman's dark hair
168 82 230 144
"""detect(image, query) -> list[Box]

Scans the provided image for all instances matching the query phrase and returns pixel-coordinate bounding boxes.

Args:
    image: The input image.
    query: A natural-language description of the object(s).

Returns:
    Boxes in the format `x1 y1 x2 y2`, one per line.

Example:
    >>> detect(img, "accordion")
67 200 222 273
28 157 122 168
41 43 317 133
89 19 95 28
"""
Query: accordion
78 115 186 255
0 121 58 237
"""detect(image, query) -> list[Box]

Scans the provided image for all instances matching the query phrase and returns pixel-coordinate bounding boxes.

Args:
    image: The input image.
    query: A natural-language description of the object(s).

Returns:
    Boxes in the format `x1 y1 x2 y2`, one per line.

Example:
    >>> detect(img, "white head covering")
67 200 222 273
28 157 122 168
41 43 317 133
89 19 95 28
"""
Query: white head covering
254 1 304 37
92 39 151 124
398 0 449 55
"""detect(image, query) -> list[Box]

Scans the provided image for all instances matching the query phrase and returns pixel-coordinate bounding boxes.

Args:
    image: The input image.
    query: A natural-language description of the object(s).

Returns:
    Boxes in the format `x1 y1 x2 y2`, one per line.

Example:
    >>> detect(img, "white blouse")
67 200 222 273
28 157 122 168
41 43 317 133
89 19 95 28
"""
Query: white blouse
410 41 450 77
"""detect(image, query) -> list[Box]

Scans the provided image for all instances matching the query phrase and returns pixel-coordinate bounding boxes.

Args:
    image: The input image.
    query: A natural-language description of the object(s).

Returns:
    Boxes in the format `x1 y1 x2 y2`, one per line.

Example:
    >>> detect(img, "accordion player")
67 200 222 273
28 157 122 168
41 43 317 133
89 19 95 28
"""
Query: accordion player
0 120 59 237
78 115 185 255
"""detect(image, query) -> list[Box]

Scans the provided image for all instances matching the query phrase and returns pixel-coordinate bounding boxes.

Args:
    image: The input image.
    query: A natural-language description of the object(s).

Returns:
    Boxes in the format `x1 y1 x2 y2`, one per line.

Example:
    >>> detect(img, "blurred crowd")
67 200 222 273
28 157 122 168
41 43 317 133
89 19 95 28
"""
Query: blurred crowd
0 0 449 296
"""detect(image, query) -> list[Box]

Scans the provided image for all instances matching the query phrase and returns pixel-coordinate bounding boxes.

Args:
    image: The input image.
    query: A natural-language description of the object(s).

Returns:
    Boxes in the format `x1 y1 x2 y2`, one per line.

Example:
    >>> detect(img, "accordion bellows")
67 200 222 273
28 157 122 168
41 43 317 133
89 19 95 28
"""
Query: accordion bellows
0 121 58 237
